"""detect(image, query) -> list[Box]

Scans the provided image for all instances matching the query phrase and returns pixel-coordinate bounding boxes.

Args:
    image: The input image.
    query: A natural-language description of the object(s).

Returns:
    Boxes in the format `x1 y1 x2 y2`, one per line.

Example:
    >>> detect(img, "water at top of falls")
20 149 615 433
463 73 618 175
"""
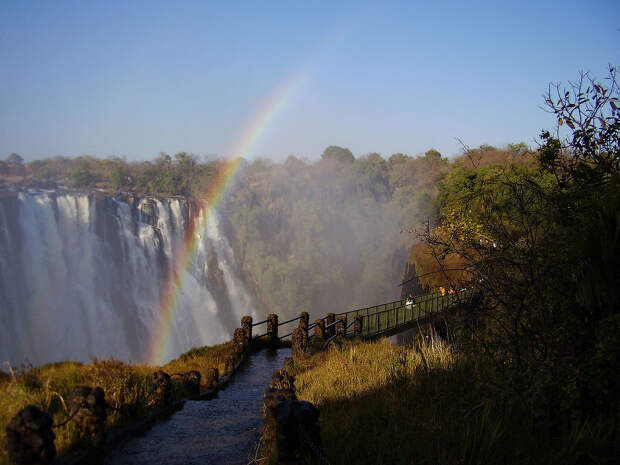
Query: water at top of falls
0 190 257 366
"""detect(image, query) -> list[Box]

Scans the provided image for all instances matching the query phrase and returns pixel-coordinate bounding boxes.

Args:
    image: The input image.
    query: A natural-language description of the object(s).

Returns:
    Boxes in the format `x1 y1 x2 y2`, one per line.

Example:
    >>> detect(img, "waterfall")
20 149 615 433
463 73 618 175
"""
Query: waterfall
0 190 256 366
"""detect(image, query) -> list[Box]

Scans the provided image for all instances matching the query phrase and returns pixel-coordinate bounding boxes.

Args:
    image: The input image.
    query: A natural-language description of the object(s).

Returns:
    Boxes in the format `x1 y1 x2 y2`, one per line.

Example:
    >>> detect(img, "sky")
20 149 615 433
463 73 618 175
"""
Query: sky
0 0 618 162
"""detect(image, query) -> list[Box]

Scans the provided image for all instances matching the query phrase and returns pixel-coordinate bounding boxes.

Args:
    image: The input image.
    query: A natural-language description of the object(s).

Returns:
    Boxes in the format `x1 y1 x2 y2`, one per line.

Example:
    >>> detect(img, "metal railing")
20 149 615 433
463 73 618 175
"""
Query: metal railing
250 289 475 341
359 289 474 337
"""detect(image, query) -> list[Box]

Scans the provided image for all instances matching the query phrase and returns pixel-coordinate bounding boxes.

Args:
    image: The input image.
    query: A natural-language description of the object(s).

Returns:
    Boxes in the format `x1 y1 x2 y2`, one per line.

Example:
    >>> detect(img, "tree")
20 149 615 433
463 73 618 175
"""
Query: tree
321 145 355 163
5 153 23 164
70 159 95 187
507 142 530 154
423 149 442 160
424 66 620 426
388 152 410 166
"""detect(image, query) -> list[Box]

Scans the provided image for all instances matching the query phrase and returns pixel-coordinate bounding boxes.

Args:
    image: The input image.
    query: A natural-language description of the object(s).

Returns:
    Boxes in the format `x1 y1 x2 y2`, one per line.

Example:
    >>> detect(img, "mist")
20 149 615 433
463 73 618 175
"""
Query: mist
219 147 448 320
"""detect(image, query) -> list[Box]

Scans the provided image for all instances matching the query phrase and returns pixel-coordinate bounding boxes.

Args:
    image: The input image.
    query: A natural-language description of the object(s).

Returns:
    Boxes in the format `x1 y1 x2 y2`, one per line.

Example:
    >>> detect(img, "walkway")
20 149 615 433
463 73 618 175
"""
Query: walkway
103 348 290 465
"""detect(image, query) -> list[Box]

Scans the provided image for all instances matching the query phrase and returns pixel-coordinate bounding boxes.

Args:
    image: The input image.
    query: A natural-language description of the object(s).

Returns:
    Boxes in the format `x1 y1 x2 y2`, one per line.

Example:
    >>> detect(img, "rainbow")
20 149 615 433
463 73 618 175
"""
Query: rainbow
147 73 304 365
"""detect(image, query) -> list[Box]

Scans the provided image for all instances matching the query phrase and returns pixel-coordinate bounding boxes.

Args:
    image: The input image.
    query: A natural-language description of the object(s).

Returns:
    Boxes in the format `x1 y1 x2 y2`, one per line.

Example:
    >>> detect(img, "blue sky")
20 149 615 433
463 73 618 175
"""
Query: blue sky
1 0 618 161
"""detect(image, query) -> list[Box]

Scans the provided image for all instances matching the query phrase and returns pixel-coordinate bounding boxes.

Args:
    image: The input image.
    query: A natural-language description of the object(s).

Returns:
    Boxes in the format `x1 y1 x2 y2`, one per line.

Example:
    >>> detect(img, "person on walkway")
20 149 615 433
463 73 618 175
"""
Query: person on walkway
406 293 414 309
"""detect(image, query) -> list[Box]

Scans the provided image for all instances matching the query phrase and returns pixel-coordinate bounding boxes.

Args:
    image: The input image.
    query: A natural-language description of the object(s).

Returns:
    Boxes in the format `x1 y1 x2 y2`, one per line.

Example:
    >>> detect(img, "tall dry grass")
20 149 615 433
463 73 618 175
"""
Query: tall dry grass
290 338 614 465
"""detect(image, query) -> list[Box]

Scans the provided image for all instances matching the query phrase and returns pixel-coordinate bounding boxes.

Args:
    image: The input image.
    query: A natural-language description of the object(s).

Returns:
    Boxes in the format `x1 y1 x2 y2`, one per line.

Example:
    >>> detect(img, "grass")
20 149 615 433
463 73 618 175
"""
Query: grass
0 340 234 465
288 337 616 465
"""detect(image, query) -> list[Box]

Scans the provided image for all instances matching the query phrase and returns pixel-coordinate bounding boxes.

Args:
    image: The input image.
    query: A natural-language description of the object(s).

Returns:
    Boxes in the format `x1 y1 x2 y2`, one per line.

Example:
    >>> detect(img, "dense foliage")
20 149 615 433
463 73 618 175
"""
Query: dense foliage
425 67 620 435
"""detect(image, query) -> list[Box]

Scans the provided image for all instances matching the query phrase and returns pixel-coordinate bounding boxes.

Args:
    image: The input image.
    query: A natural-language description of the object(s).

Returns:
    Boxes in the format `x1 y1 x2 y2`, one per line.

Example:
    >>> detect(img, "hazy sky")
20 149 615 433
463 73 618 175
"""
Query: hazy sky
1 0 618 161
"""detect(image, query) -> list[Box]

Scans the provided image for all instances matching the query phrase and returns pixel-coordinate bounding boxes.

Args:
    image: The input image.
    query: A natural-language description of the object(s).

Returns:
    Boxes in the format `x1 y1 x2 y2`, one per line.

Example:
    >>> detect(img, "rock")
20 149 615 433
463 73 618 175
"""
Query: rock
269 369 295 391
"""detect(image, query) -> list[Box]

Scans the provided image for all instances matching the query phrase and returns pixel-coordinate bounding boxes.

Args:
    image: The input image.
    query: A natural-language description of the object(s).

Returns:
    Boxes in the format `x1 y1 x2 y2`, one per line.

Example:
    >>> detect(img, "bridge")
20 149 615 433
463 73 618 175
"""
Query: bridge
248 289 476 348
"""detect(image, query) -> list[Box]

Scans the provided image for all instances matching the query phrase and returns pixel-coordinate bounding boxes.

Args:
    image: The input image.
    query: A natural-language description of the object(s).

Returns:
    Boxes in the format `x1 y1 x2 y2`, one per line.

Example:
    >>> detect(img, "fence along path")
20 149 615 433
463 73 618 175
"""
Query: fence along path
251 289 475 345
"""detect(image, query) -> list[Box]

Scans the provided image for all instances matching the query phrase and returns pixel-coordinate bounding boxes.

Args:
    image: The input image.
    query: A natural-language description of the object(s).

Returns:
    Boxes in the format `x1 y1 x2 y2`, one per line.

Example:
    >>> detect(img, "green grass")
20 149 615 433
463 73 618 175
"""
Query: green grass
289 338 616 465
0 341 234 465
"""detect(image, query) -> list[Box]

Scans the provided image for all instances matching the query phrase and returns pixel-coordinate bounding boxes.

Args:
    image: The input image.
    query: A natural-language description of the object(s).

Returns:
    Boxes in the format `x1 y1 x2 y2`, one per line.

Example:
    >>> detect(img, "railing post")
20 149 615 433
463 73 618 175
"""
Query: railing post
151 372 173 409
6 406 56 465
299 312 309 329
182 371 201 396
204 367 219 389
336 315 347 338
69 386 108 446
313 318 326 341
233 328 247 358
354 314 363 335
326 313 335 338
241 316 252 343
299 315 309 343
267 313 279 345
292 325 308 360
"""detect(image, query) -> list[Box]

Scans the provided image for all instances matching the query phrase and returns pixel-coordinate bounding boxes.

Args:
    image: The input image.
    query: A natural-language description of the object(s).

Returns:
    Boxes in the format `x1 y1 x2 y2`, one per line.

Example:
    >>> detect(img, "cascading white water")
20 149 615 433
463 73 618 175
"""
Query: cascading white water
0 190 257 366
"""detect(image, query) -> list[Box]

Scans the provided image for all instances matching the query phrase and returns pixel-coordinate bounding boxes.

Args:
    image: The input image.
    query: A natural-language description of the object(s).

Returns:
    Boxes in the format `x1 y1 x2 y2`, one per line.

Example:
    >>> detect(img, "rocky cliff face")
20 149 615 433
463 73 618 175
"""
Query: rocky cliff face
0 188 257 366
400 259 424 299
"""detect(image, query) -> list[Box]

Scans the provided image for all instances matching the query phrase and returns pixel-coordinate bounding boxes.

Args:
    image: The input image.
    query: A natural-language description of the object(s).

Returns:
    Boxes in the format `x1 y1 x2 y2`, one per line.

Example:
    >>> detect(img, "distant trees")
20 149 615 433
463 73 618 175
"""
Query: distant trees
223 146 451 318
5 153 23 164
321 145 355 163
3 151 212 195
70 157 97 187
